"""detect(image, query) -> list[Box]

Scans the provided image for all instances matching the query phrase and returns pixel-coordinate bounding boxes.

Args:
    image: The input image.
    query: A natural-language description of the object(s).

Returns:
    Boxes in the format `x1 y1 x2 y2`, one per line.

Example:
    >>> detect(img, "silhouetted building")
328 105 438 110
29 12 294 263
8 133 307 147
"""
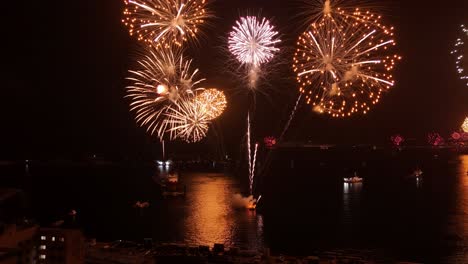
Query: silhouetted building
37 227 85 264
0 223 39 264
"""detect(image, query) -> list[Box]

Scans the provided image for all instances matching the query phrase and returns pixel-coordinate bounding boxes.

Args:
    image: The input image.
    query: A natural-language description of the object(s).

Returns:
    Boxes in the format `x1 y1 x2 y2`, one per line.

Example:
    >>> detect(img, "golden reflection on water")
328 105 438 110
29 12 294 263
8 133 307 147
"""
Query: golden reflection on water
181 173 264 248
445 155 468 263
184 174 232 245
459 155 468 230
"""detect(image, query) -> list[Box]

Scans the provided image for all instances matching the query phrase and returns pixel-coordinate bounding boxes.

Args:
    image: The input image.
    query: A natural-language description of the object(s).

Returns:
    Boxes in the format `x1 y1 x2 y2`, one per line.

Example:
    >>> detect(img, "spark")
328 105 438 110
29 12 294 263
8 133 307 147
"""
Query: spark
247 113 252 187
293 10 400 117
122 0 210 46
450 24 468 86
246 114 258 195
126 45 205 140
228 16 281 68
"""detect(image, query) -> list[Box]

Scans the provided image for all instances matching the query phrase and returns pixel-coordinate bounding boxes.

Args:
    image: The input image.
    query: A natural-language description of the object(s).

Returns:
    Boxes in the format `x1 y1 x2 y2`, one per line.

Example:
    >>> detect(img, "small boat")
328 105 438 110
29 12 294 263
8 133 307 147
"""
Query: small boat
156 160 172 167
344 172 363 183
344 176 363 183
412 169 423 178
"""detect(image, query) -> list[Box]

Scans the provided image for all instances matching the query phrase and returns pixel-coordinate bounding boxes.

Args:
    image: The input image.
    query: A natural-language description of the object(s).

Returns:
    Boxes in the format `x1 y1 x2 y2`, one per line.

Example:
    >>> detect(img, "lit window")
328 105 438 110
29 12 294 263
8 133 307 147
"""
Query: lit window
40 245 46 250
39 254 46 259
60 237 65 242
41 236 46 241
51 236 55 242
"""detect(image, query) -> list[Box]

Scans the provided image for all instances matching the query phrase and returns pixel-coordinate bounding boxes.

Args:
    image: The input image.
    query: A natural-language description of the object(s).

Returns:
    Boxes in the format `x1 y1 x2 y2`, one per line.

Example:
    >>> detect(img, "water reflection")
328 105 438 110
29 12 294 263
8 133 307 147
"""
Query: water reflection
444 155 468 263
342 182 363 234
184 175 231 245
415 177 422 188
170 173 265 249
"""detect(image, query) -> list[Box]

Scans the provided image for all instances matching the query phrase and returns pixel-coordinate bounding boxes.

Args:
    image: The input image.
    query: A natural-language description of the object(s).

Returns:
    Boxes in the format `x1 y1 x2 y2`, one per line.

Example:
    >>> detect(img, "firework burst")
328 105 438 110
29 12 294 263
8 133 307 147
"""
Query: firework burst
463 117 468 133
228 16 281 88
299 0 384 28
293 12 400 117
195 89 227 119
229 16 281 67
122 0 210 46
450 24 468 86
164 95 210 143
126 45 205 139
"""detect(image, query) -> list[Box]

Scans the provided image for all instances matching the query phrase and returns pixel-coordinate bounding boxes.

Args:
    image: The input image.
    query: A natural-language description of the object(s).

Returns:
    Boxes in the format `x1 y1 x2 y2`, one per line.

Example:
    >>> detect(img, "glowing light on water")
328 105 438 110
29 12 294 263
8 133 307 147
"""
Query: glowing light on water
391 134 404 146
427 132 445 146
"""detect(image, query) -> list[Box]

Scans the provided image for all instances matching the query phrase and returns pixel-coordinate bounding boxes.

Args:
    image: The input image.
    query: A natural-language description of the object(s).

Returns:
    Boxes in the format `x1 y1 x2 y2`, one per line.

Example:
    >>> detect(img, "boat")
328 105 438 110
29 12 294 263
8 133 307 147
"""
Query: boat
161 172 186 198
411 169 423 178
344 172 363 183
156 160 173 168
344 177 363 183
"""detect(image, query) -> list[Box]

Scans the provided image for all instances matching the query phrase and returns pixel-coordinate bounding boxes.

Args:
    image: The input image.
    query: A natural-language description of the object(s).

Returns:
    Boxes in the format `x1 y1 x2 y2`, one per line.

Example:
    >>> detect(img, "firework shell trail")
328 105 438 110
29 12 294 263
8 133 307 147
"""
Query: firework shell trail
250 143 258 195
247 113 252 182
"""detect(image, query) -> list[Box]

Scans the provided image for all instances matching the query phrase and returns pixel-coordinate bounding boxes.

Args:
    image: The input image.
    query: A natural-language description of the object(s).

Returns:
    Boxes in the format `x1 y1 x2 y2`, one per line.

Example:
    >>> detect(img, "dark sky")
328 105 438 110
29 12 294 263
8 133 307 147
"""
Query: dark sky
1 0 467 159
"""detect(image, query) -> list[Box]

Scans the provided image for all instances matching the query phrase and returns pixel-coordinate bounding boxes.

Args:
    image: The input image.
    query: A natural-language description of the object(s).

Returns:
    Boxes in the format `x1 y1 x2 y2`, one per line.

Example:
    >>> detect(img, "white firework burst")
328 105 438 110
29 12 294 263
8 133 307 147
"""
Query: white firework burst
228 16 281 67
126 45 205 139
164 96 210 143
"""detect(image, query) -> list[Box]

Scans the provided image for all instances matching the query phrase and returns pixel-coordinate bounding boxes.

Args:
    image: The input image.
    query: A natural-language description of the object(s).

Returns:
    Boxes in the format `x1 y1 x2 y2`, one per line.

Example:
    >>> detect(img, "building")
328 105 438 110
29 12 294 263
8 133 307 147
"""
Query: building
0 223 39 264
0 188 39 264
37 227 85 264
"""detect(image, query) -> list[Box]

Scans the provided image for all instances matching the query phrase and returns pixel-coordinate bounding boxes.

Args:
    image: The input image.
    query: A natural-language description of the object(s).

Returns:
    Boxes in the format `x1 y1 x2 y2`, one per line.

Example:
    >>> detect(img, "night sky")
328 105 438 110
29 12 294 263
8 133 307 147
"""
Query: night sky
2 0 467 159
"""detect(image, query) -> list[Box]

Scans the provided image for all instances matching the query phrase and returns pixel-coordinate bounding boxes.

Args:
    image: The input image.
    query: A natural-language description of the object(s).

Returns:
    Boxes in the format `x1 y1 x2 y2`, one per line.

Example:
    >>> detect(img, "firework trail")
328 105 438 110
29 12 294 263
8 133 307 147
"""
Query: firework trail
229 16 281 197
122 0 211 46
229 16 281 89
279 93 303 142
450 24 468 86
293 9 400 117
247 113 252 188
250 143 259 195
126 44 205 140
